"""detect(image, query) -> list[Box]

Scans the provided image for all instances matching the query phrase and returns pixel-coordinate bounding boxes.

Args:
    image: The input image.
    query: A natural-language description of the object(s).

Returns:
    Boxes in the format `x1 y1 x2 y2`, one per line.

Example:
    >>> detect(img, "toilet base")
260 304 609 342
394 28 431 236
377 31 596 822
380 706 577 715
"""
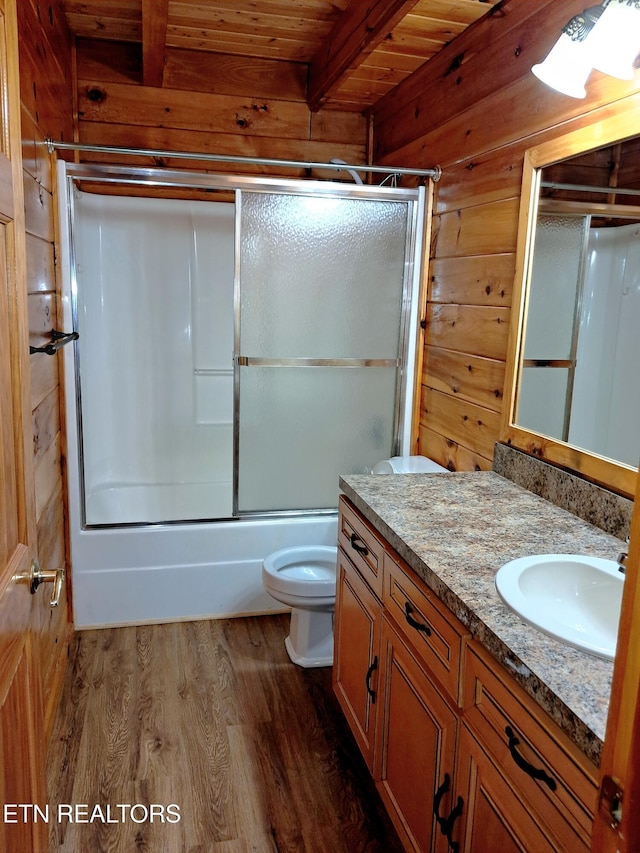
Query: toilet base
285 607 334 668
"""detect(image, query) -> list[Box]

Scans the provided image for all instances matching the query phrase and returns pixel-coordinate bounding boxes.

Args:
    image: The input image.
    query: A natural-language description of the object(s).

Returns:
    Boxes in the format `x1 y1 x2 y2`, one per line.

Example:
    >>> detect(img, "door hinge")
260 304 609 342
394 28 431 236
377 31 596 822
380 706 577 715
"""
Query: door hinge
599 775 624 830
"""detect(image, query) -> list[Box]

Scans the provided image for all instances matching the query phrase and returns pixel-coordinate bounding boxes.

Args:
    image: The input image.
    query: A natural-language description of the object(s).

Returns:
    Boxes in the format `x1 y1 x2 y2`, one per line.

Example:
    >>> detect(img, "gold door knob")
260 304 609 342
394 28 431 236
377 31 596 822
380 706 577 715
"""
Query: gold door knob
13 560 65 607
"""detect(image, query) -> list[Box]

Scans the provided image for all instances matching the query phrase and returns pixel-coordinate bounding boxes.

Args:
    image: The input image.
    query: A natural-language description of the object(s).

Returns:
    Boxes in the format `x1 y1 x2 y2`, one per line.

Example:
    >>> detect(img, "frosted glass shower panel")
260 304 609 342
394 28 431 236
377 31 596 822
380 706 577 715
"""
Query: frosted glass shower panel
239 193 408 359
518 367 571 439
238 367 397 512
525 215 589 361
237 190 415 513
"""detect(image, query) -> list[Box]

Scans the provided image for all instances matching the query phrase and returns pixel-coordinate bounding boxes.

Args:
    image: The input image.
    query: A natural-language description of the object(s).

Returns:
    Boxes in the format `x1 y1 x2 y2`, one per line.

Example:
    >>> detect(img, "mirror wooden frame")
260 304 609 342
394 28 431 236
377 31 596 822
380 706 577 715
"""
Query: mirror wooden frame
500 103 640 499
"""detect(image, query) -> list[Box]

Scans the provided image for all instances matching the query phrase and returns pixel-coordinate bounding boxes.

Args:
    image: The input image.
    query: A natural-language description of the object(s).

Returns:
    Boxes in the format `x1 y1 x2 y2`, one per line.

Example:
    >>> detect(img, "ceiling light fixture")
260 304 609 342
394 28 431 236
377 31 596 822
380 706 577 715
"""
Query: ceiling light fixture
532 0 640 98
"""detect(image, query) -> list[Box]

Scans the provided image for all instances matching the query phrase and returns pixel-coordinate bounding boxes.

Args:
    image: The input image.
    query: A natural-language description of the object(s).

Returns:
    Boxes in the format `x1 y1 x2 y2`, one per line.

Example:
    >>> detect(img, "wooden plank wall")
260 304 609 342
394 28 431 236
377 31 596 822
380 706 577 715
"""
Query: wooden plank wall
17 0 74 737
74 39 368 177
372 0 640 472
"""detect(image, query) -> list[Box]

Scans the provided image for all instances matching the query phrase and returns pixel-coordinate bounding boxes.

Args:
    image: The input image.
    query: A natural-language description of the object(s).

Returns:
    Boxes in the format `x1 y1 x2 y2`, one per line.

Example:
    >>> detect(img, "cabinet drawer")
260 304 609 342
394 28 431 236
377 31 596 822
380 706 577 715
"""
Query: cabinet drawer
338 496 385 599
383 551 467 705
462 642 598 852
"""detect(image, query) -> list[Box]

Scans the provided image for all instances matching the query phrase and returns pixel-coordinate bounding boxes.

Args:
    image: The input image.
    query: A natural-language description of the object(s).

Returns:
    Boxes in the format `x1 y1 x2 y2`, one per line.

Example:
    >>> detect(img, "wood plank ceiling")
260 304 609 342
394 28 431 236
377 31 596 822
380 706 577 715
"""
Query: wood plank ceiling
59 0 503 112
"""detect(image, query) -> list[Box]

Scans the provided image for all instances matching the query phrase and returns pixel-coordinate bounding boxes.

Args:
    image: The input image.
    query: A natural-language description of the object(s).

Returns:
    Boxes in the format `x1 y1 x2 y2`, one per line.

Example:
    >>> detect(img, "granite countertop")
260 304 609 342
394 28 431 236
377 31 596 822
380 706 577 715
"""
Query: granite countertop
339 470 624 767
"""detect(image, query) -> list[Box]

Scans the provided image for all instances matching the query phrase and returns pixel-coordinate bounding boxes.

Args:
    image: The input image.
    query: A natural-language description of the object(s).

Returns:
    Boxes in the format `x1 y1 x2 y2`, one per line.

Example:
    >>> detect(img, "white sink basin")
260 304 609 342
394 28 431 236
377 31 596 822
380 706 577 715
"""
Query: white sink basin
495 554 623 660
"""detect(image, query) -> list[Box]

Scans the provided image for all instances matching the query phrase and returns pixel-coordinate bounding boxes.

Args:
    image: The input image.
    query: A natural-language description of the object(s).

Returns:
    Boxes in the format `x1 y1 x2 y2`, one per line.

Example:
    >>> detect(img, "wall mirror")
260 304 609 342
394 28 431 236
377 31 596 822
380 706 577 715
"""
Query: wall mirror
501 105 640 498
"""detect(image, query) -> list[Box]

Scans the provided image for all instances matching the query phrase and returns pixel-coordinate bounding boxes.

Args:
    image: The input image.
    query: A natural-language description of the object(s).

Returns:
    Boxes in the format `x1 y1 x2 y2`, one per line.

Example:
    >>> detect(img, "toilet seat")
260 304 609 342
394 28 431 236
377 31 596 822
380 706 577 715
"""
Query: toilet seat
262 546 337 599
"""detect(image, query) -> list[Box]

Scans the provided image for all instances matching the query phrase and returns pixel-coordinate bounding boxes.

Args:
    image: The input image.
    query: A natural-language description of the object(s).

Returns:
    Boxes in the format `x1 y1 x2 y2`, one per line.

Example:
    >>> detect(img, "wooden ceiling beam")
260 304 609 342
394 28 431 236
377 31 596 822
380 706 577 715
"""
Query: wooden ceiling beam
142 0 169 88
307 0 420 112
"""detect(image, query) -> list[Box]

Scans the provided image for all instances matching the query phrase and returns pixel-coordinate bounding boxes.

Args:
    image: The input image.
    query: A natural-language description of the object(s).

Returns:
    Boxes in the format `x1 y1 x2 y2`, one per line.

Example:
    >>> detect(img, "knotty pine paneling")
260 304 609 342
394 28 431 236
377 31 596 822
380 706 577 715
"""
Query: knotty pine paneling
17 0 74 740
76 78 367 152
431 199 520 259
164 49 308 102
418 426 492 473
373 0 637 166
380 66 640 173
28 292 56 349
77 80 312 137
34 432 62 526
23 172 54 243
74 39 368 177
421 387 501 463
32 388 60 468
434 147 526 214
76 121 366 181
25 233 55 294
423 347 505 412
18 0 73 144
371 0 640 471
372 0 556 161
30 353 59 412
429 255 514 307
425 304 510 362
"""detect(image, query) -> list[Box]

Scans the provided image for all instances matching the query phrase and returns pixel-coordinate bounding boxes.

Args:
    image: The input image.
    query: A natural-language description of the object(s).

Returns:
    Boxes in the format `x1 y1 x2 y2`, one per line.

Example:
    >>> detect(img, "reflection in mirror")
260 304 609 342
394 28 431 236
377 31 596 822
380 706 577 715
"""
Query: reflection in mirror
515 137 640 470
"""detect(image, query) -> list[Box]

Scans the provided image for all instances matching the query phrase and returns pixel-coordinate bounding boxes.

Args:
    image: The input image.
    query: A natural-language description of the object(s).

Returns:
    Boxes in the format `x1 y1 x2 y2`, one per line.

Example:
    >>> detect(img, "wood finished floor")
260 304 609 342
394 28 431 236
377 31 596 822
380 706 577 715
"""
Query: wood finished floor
47 615 404 853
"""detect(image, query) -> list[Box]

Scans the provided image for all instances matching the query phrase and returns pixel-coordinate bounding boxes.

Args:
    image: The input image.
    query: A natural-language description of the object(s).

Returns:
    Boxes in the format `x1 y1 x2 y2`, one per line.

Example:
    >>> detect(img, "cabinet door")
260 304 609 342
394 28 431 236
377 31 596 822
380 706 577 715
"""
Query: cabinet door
462 643 596 852
333 550 381 770
375 616 457 853
455 723 561 853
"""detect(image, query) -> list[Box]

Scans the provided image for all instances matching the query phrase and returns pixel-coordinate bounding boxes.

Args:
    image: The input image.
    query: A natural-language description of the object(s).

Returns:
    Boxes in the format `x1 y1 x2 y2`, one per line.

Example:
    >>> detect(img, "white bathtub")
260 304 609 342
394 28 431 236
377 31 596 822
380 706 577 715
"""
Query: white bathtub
86 481 234 525
71 512 338 629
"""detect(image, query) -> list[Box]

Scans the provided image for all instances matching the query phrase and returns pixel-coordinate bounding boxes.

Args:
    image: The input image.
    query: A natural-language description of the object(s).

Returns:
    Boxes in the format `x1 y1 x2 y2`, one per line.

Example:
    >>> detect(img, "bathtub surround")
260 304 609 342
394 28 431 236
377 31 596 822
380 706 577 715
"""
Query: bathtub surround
493 442 633 540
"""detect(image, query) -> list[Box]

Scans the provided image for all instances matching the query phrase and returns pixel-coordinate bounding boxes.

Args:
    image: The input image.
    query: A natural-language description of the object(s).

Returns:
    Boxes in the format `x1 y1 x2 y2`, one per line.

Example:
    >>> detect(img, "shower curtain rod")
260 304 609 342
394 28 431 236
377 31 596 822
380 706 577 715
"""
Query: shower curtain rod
45 139 442 182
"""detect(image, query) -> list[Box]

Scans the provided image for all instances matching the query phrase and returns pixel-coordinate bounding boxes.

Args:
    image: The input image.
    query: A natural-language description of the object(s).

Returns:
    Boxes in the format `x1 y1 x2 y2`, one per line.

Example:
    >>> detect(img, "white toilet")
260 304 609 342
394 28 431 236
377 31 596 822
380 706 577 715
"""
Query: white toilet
262 456 445 668
262 545 338 668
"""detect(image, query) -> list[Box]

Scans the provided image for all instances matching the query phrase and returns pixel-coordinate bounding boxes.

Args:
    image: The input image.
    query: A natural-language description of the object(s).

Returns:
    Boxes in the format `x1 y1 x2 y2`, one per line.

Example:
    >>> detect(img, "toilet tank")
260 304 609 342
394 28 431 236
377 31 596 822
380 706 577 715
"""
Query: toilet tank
372 455 447 474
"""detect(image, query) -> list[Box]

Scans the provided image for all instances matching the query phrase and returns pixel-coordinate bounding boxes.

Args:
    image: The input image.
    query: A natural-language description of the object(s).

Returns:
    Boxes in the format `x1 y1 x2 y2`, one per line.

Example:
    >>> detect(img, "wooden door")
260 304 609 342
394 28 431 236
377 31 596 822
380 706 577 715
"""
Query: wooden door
591 470 640 853
0 0 48 851
375 616 457 853
333 551 382 770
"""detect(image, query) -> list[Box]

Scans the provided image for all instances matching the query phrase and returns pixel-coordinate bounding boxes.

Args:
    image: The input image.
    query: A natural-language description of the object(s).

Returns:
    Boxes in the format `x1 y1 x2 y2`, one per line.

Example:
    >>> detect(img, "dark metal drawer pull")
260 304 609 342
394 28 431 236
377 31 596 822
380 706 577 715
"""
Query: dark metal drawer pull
505 725 557 791
404 601 431 636
433 773 462 853
365 656 378 704
433 774 450 833
349 533 369 556
364 655 378 705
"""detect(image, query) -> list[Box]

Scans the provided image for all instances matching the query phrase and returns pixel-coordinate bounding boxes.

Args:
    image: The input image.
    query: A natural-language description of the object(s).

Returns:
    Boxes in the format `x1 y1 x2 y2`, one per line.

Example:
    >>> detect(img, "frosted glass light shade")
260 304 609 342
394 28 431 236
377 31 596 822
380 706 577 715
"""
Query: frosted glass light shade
587 0 640 80
532 33 593 98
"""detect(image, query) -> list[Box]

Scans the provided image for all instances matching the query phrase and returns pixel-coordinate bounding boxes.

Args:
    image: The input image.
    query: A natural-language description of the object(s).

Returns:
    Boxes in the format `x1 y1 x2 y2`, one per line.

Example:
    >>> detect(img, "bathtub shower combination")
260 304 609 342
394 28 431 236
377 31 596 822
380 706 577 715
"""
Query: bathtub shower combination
518 214 640 466
58 163 427 628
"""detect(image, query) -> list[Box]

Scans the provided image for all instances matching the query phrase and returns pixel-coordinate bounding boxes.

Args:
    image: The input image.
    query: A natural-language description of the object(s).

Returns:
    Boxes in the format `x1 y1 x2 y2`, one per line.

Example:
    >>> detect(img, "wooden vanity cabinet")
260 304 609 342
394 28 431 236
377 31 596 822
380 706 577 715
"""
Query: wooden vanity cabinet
456 642 598 853
334 496 599 853
454 722 558 853
333 526 383 770
375 615 458 853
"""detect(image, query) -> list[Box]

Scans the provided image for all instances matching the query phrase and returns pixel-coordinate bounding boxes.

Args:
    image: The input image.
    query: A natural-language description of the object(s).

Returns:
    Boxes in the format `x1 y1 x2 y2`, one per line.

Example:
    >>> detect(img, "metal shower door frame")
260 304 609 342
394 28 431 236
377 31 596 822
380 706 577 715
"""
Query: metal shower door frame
232 181 425 517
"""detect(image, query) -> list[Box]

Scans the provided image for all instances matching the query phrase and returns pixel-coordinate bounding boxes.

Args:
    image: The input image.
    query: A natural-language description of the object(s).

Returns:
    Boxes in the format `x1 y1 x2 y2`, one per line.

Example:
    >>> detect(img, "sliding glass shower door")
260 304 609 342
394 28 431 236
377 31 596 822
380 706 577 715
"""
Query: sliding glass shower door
235 189 420 513
66 165 424 526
